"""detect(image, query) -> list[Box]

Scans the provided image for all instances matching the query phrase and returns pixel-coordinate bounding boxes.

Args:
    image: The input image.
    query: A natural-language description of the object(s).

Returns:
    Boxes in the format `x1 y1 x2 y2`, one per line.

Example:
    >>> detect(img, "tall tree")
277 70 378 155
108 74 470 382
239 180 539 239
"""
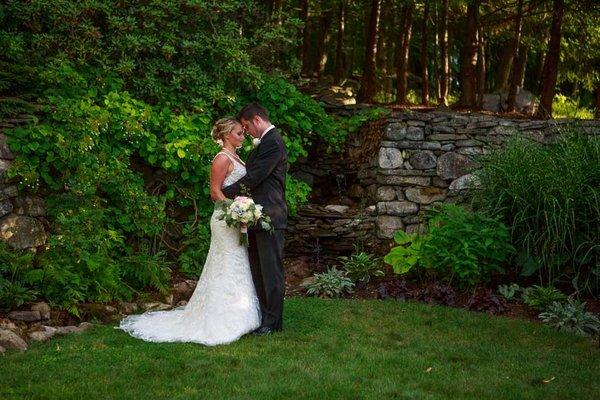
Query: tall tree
507 0 525 112
395 1 415 104
271 0 283 25
438 0 450 106
314 9 334 77
358 0 382 102
458 0 481 108
596 85 600 119
536 0 565 118
299 0 310 75
476 26 486 108
421 0 430 105
333 1 346 84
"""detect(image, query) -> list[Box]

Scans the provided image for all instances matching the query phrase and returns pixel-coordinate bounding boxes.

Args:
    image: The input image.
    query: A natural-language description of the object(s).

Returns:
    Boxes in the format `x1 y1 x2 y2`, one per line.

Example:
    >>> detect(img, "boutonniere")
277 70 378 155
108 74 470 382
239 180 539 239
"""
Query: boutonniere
252 138 261 148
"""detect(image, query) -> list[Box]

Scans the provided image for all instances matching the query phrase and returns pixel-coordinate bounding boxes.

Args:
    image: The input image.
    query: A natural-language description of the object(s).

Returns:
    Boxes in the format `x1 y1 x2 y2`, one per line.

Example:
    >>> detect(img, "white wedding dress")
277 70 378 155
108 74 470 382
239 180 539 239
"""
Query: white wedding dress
117 152 261 345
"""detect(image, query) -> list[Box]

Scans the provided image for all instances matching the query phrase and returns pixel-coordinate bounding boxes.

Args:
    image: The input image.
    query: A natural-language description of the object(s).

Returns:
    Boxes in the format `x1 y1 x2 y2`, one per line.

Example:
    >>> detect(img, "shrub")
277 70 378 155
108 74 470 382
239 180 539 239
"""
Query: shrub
339 252 384 284
303 268 354 298
522 285 568 311
539 299 600 336
498 283 523 301
473 132 600 294
0 242 38 310
384 205 515 288
466 288 507 314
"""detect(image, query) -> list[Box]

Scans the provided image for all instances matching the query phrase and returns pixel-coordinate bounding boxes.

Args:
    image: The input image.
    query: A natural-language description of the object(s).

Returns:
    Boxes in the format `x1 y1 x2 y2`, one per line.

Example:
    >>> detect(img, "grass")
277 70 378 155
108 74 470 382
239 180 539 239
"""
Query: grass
1 298 599 399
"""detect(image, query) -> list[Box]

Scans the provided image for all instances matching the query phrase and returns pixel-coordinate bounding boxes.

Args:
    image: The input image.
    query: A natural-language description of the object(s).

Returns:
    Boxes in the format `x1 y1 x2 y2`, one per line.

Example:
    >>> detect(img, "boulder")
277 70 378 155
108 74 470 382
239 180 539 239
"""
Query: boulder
8 310 41 322
0 200 12 218
449 173 481 190
31 302 51 320
436 152 478 180
408 151 437 170
378 148 403 169
0 214 46 249
405 126 425 141
0 185 18 201
28 326 57 342
12 196 46 217
0 328 28 351
118 301 139 314
404 187 447 204
376 215 404 239
0 133 14 160
376 186 397 201
385 123 407 140
377 201 418 216
55 322 93 335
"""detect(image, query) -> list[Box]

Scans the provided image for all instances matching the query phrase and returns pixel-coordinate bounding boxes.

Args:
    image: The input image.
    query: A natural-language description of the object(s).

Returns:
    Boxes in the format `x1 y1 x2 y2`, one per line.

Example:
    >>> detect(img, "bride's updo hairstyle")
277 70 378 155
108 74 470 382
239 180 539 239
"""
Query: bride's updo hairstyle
211 117 239 147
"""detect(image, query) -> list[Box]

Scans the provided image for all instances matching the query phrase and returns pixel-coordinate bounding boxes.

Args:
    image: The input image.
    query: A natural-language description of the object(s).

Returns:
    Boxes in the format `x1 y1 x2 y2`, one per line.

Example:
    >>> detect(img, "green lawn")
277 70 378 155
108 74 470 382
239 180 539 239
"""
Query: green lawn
1 298 598 399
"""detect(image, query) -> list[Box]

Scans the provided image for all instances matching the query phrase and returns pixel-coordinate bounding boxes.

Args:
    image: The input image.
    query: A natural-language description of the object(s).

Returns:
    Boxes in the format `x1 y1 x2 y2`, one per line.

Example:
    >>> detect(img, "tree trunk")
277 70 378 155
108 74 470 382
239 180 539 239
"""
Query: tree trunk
596 84 600 119
495 39 515 92
272 0 283 25
458 0 480 108
421 0 430 106
476 27 486 109
395 2 415 104
515 44 529 88
438 0 449 106
358 0 381 103
536 0 565 118
507 0 525 112
333 1 346 85
300 0 310 75
314 10 333 78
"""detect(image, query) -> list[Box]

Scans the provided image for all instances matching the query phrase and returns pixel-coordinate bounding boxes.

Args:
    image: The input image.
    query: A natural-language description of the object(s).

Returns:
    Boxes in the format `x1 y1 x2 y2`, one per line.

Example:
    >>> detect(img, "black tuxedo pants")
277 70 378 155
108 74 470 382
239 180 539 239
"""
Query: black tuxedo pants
248 229 285 331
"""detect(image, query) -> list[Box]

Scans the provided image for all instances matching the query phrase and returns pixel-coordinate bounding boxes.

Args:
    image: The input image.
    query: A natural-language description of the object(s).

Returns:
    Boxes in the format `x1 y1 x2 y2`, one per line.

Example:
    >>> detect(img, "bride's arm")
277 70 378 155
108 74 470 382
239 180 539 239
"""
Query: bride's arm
210 155 233 201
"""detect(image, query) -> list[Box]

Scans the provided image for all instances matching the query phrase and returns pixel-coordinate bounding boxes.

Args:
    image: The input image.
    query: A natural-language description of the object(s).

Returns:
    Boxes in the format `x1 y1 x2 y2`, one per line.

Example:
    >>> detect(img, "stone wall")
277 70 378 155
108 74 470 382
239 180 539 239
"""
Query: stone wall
0 115 48 250
374 112 600 239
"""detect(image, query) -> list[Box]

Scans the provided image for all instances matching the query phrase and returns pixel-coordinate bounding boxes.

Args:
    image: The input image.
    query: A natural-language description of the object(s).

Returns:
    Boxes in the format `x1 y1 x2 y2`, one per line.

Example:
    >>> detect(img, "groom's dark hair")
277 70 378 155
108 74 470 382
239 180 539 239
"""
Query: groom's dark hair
237 103 270 122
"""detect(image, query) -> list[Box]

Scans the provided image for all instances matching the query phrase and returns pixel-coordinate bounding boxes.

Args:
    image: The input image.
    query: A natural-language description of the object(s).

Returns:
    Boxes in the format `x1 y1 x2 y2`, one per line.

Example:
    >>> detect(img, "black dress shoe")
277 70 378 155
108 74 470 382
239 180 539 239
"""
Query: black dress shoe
252 326 273 336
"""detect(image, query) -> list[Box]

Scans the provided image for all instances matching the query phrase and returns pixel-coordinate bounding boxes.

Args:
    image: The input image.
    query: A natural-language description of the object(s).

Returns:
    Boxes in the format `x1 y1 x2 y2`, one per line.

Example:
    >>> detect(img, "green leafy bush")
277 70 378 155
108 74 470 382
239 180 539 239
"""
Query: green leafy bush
384 205 515 288
497 283 523 301
339 252 384 284
473 132 600 294
522 285 568 311
303 268 355 298
539 299 600 336
0 242 38 310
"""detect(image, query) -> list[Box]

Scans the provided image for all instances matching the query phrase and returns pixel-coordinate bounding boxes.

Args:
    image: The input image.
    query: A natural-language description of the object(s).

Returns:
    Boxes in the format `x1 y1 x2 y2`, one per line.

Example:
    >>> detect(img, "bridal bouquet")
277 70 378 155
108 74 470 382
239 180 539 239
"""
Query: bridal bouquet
216 196 273 246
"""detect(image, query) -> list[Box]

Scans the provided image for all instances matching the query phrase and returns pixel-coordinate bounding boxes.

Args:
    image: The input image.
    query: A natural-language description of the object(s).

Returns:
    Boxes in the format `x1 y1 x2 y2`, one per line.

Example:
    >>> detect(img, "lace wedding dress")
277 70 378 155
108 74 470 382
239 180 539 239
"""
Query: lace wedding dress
117 152 260 346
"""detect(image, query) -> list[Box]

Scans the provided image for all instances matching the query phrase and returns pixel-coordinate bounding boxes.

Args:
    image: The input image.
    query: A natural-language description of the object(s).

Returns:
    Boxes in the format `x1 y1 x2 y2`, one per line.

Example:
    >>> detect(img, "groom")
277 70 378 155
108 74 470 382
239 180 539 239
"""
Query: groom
222 103 288 335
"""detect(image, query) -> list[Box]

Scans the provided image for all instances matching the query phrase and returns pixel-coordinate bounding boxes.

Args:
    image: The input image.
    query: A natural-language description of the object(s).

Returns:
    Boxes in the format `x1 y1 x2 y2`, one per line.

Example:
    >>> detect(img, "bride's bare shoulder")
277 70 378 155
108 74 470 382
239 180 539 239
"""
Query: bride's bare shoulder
211 153 232 172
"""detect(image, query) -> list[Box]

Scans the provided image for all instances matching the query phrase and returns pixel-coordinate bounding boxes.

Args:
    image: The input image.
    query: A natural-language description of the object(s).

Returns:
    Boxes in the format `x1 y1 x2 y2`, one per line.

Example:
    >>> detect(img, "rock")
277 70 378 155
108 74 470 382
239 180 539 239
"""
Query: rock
482 93 501 113
78 322 93 332
291 171 314 187
31 302 51 320
142 302 172 312
177 300 188 307
8 310 41 322
0 318 19 332
118 301 138 314
0 185 18 201
0 134 14 160
104 306 118 314
376 186 397 201
12 196 46 217
432 125 455 134
404 187 447 204
405 224 426 235
0 200 12 218
377 201 419 216
0 345 5 354
376 216 405 239
385 123 407 140
164 294 174 305
28 326 56 342
408 151 437 170
378 147 404 169
449 173 481 190
324 205 349 214
0 160 12 178
301 276 316 287
0 328 28 351
55 322 93 335
0 214 46 249
173 281 193 295
378 175 431 187
436 152 478 180
346 184 365 199
405 126 425 141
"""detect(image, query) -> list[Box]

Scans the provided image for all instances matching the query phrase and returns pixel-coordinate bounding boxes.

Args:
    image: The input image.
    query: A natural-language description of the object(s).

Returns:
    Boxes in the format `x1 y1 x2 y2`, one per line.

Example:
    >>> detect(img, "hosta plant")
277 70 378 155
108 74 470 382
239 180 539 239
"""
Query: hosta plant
522 285 568 311
539 299 600 336
498 283 523 301
339 252 384 284
303 267 354 298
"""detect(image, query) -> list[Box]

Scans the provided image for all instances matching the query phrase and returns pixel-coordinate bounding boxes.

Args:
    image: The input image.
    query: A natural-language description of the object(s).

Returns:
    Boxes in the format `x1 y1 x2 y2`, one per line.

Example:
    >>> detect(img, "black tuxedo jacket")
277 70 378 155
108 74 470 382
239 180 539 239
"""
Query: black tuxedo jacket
222 127 288 229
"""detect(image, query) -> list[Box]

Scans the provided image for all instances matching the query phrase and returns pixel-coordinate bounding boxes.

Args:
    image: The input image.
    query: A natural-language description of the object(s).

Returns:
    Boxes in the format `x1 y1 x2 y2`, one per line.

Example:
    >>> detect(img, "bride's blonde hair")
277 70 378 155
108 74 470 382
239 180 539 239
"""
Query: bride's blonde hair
211 117 239 146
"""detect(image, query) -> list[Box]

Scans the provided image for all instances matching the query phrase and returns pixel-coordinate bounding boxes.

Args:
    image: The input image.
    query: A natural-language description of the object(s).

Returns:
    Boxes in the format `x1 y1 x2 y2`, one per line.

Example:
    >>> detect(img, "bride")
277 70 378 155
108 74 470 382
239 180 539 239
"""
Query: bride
117 117 261 346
